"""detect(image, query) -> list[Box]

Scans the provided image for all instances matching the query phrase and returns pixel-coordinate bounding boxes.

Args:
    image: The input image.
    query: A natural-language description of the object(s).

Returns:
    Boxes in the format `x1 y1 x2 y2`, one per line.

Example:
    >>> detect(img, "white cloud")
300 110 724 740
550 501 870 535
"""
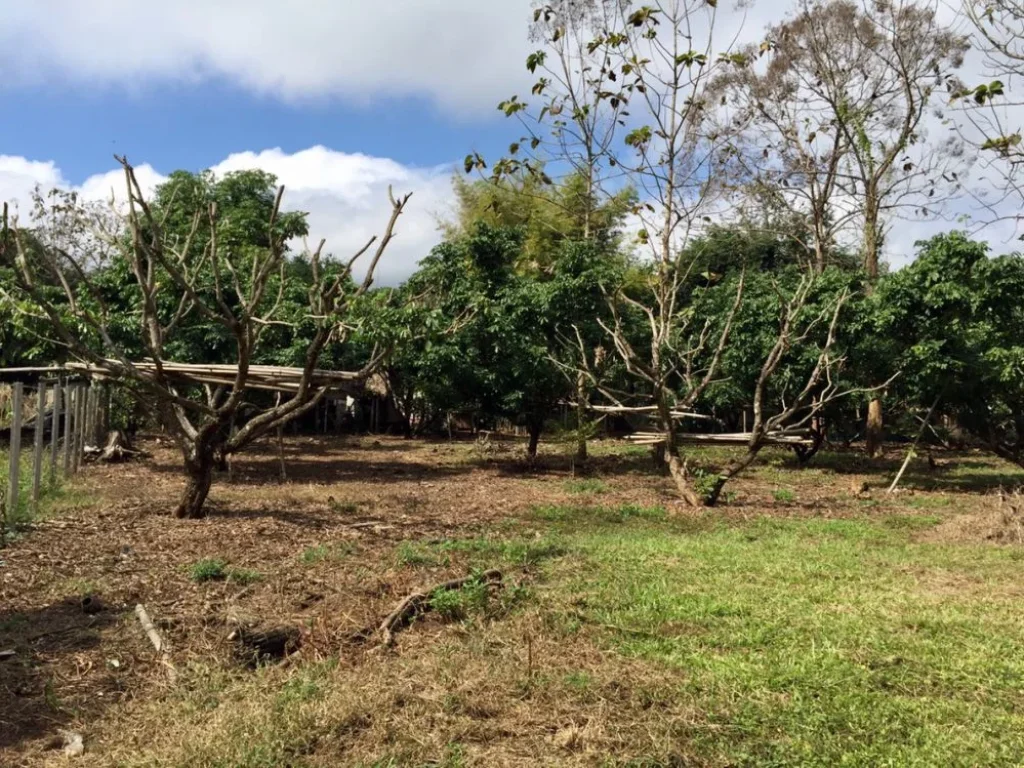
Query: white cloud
0 146 455 285
0 0 534 114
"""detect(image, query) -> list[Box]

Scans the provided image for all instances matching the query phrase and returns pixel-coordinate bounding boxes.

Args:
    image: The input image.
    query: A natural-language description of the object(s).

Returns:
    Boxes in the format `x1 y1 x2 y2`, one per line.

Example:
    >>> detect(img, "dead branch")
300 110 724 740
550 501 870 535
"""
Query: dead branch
379 569 502 647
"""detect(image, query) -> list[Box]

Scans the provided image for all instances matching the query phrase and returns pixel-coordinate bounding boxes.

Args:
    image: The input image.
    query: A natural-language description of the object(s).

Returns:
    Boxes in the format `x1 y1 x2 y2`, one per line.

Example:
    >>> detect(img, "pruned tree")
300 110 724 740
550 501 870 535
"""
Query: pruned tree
0 157 410 518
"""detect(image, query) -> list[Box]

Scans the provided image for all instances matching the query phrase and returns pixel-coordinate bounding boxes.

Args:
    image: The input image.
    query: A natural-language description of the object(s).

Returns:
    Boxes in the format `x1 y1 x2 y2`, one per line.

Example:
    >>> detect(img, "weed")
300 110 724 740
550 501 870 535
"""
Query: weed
226 567 262 585
188 558 227 583
302 542 356 564
773 488 796 503
396 542 444 567
329 498 360 514
565 478 608 494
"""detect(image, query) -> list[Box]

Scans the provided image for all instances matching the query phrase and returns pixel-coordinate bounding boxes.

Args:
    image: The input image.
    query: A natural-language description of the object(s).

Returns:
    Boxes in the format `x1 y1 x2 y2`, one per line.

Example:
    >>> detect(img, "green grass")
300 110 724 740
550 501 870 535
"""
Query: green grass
547 511 1024 766
564 478 608 495
188 558 227 582
187 558 262 584
301 542 356 564
1 446 66 539
772 488 796 503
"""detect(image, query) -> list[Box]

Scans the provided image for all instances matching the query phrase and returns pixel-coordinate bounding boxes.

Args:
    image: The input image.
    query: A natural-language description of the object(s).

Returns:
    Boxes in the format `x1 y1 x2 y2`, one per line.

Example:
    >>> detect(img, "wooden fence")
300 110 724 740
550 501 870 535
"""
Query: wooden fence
2 379 108 538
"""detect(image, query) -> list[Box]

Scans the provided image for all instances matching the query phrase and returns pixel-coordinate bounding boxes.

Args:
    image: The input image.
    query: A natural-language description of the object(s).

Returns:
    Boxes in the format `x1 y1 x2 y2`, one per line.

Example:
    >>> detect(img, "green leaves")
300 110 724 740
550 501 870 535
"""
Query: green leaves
497 96 528 117
526 51 546 73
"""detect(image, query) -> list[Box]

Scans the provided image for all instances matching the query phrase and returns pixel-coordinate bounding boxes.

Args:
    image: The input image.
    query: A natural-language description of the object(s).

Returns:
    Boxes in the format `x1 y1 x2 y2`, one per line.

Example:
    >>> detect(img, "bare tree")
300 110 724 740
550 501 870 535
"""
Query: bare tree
752 0 969 457
1 157 410 518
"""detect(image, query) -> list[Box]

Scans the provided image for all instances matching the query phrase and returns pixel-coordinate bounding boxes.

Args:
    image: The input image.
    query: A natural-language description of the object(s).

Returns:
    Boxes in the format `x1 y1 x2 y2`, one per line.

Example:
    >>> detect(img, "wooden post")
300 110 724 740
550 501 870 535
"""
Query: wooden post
31 383 46 511
75 384 87 471
100 384 111 439
62 382 73 477
49 381 61 484
71 384 83 474
7 383 24 520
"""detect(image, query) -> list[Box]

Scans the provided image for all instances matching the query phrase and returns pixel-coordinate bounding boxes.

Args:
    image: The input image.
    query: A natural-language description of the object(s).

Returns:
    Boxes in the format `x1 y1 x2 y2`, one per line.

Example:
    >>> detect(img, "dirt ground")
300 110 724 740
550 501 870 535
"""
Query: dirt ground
1 434 1021 766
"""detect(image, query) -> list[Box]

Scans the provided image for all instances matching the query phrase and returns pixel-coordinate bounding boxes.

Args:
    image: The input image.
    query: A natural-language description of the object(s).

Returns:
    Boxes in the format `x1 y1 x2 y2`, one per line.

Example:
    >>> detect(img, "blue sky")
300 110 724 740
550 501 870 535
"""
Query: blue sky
0 0 536 282
0 82 511 185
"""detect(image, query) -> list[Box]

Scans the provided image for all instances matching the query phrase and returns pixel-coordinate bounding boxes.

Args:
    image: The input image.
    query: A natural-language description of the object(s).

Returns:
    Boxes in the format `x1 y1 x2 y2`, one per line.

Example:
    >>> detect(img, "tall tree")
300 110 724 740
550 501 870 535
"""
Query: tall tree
486 0 857 504
760 0 969 456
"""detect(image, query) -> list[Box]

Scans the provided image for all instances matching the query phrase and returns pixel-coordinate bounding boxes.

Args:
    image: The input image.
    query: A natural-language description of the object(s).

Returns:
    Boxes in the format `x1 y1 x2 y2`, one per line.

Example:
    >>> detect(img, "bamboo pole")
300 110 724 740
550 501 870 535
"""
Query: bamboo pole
31 383 46 512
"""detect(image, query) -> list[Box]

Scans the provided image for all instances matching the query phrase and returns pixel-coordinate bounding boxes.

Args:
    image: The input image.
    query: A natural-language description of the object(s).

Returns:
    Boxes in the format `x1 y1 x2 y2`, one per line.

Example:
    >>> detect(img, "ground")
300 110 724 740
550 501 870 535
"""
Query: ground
2 435 1024 767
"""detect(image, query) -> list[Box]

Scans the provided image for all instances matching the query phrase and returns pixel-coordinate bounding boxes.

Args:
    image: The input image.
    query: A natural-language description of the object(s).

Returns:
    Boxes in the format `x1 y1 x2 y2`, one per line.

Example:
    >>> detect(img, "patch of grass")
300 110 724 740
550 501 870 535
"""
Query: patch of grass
226 567 262 585
565 478 608 494
772 488 796 503
902 494 953 509
329 498 360 514
553 513 1024 766
396 541 442 567
188 558 227 583
429 580 491 621
533 503 666 525
434 536 568 567
301 542 356 564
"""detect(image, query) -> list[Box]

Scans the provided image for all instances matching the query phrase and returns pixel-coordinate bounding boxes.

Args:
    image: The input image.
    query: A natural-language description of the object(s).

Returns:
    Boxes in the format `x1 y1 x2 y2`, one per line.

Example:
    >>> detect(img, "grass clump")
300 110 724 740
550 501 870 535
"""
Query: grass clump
188 558 261 584
301 541 356 564
189 558 227 583
772 488 796 503
564 478 608 495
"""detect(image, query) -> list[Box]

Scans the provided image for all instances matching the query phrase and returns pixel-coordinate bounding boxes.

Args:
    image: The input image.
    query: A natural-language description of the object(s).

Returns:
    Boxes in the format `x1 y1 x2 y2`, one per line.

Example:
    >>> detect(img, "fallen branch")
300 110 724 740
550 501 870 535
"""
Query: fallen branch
135 603 176 682
379 569 502 647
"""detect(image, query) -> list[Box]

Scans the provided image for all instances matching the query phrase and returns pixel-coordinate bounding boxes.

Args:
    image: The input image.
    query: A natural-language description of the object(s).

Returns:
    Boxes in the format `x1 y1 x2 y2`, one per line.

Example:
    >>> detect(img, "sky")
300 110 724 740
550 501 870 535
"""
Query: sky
0 0 1017 283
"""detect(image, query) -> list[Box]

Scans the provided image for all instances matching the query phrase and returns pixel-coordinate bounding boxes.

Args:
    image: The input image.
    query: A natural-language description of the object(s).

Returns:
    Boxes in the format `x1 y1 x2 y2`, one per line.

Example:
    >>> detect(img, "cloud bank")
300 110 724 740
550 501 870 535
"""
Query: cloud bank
0 0 534 115
0 146 456 285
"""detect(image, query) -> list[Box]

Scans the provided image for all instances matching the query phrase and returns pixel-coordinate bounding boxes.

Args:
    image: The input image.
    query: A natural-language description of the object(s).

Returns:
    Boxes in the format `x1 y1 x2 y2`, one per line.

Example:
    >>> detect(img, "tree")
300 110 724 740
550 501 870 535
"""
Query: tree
878 231 1024 467
448 173 632 458
0 158 411 518
960 0 1024 237
755 0 969 457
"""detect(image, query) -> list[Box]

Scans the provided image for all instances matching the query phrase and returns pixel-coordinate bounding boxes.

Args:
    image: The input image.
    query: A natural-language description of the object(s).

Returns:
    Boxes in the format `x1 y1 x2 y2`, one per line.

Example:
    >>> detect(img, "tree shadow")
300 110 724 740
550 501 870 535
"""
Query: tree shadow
0 596 122 751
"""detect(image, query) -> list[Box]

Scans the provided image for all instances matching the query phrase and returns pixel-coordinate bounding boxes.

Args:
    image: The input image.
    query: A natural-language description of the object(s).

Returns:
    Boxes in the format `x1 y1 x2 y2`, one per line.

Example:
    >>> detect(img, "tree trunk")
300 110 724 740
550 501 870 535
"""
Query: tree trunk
665 450 702 507
704 447 761 506
175 454 215 519
527 422 542 458
575 374 588 462
792 428 824 467
866 398 884 458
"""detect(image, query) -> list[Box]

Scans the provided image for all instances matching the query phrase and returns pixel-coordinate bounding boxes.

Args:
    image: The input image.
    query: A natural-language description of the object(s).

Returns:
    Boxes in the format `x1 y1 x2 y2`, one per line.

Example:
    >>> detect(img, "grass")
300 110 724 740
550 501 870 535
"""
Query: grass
772 487 796 503
0 446 66 540
188 558 262 584
550 511 1024 766
301 541 356 564
564 478 608 495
